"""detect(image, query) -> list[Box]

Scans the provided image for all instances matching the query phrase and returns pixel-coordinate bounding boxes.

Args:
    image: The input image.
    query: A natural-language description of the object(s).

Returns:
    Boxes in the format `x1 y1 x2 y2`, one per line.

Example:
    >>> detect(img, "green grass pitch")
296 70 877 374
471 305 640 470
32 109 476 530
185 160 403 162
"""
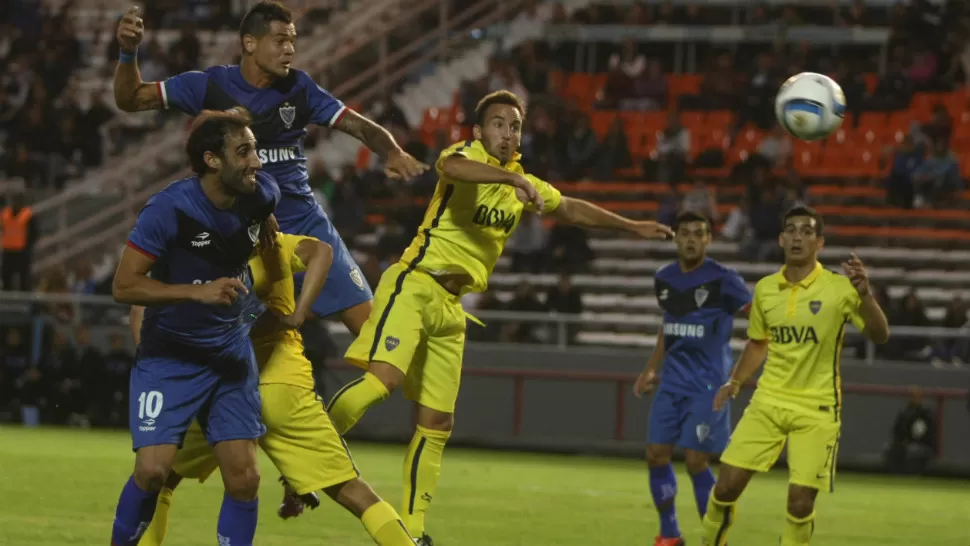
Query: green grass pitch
0 427 963 545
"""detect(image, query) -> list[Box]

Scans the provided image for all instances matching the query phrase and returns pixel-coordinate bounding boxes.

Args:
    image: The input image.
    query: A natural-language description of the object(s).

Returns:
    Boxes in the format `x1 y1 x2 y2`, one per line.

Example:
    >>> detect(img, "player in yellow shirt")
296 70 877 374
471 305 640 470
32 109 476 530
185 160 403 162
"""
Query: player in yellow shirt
326 89 674 545
134 230 416 546
700 205 890 546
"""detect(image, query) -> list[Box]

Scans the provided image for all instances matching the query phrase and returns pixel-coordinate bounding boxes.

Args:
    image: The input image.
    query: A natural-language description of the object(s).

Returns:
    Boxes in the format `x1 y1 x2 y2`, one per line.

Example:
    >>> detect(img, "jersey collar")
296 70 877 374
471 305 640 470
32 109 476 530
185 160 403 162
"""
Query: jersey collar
472 140 522 167
778 261 823 288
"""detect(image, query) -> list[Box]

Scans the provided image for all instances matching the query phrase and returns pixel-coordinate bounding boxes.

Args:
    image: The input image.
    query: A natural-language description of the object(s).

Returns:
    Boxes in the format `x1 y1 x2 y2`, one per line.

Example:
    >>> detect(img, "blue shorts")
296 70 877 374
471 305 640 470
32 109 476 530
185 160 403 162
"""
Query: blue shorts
647 387 731 453
276 194 373 318
128 347 265 451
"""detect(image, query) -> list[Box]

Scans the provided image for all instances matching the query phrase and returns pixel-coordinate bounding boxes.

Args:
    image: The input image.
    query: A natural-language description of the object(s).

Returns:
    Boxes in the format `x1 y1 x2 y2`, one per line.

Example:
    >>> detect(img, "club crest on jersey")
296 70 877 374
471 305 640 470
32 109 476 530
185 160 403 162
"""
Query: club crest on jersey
384 336 400 352
694 287 709 307
809 300 822 314
696 423 711 442
279 103 296 129
248 222 260 244
350 268 364 290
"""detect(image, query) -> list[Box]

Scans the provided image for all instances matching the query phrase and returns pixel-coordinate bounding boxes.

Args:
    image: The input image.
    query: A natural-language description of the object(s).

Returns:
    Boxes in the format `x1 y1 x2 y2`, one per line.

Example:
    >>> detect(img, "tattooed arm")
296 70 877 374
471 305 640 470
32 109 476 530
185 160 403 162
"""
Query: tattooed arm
333 109 429 179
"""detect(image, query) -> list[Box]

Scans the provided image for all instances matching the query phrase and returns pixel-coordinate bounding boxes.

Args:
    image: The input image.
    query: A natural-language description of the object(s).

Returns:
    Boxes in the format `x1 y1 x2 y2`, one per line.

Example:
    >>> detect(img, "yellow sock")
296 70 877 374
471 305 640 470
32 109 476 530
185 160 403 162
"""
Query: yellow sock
328 372 389 434
401 425 450 537
140 487 174 546
700 493 736 546
361 500 414 545
781 511 816 545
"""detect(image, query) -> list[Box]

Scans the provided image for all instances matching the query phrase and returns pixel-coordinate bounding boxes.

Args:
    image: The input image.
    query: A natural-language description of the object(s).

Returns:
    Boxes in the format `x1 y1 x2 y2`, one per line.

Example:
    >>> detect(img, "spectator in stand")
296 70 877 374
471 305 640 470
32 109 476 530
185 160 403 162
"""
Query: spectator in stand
546 222 595 273
41 329 84 425
506 280 545 344
508 211 547 274
97 333 132 427
869 59 912 111
2 329 30 418
681 180 719 224
922 104 953 146
594 117 633 180
545 274 584 345
514 41 551 98
738 53 782 131
564 115 599 180
908 45 940 92
886 134 924 209
834 60 869 124
836 0 873 27
655 111 690 183
329 165 368 239
690 53 739 110
741 179 785 263
912 138 962 208
884 387 937 474
890 289 931 359
1 192 36 291
930 295 969 368
754 126 793 171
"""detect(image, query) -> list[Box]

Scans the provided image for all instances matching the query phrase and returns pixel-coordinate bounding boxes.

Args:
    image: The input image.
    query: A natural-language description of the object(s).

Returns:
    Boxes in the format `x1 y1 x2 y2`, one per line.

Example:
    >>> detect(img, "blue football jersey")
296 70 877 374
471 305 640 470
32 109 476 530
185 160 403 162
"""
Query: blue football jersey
654 258 752 394
127 172 280 360
159 65 345 199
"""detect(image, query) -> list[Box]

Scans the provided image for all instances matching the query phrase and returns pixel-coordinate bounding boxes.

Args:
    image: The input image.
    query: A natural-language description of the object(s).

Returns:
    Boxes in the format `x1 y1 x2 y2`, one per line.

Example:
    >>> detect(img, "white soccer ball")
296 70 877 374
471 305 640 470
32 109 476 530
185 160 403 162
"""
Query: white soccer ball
774 72 846 141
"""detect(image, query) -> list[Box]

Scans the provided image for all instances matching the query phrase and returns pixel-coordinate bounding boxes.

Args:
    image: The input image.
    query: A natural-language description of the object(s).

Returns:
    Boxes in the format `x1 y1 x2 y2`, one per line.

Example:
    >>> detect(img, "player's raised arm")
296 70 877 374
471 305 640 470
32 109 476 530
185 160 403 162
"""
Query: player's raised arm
332 109 429 180
551 195 673 240
287 238 333 328
114 7 208 113
841 253 890 344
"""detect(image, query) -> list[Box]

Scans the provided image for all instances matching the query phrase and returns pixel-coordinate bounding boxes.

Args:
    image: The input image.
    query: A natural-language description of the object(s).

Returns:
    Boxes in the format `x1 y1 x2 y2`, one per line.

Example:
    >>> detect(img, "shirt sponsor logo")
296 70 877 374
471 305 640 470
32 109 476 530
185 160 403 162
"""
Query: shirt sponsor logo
663 322 706 338
191 232 211 248
257 147 299 164
769 325 819 344
472 204 516 233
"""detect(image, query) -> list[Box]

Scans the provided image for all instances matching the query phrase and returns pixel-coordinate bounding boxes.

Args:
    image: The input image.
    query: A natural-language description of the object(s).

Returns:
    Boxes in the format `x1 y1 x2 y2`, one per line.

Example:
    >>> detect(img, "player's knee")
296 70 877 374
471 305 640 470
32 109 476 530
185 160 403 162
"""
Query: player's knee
417 407 454 432
786 488 817 518
133 460 171 492
325 478 380 518
645 444 673 467
367 363 403 392
684 450 711 474
712 477 742 503
223 465 261 501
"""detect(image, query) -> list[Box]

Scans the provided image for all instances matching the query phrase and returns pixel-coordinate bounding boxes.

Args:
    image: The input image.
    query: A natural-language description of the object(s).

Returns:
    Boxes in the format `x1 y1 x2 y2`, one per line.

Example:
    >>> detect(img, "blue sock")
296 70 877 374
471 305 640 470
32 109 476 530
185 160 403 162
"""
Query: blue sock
110 475 159 546
690 467 717 518
649 463 681 538
217 493 259 546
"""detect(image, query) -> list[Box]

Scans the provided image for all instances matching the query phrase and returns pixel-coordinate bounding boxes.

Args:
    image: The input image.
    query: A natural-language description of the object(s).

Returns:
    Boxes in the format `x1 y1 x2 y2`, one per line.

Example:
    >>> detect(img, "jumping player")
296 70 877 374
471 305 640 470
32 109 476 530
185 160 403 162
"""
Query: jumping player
632 210 751 546
135 230 415 546
326 90 674 545
113 1 428 336
109 108 279 546
700 206 890 546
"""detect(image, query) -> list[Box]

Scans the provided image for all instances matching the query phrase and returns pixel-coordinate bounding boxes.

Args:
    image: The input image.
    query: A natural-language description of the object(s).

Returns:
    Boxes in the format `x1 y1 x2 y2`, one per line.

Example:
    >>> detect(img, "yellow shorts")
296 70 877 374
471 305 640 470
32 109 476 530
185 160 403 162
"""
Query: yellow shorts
720 397 841 492
173 383 359 495
345 262 466 413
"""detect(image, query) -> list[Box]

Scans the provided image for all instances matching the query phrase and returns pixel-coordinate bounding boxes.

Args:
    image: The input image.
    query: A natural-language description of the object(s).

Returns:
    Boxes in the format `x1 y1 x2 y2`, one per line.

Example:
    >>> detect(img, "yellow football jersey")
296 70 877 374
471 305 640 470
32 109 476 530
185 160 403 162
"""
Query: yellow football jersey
747 262 866 417
249 232 316 389
398 139 562 294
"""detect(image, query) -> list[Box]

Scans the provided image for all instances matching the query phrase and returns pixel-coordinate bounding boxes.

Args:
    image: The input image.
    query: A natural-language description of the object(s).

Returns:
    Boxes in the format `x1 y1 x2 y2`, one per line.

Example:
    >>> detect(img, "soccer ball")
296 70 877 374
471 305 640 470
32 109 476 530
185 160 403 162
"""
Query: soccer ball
774 72 846 141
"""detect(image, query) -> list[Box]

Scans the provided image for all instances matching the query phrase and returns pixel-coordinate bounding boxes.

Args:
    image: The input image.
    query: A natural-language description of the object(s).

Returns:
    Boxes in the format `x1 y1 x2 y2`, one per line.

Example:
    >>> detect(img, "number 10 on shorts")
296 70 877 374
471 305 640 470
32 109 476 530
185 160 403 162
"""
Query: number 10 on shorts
138 391 164 421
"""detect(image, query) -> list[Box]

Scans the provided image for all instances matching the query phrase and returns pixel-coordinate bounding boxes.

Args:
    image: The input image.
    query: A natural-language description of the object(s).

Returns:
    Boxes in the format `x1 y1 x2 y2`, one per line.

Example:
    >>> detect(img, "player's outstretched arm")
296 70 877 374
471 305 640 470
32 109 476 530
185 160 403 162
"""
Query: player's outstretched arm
288 239 333 327
113 7 163 112
333 110 428 179
113 246 247 306
551 196 673 240
129 305 145 345
713 338 768 411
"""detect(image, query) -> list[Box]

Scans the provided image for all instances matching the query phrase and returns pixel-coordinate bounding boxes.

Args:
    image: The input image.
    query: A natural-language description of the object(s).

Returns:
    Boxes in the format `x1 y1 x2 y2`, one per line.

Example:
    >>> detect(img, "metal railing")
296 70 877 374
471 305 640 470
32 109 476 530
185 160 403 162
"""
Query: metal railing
2 292 966 367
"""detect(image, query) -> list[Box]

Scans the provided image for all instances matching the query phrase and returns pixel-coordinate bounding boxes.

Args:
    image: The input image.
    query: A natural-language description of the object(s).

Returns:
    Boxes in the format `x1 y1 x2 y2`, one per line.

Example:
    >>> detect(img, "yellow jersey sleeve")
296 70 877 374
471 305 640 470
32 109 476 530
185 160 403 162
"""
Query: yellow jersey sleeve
435 140 487 172
523 174 562 214
839 278 867 331
746 280 768 341
277 233 316 274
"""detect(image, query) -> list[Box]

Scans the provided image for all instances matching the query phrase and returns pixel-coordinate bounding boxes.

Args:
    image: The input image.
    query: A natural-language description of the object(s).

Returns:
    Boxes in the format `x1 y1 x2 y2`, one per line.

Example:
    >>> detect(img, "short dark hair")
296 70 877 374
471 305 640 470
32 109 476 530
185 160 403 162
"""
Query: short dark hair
186 108 254 176
474 90 526 126
240 1 293 40
782 204 824 236
672 210 712 233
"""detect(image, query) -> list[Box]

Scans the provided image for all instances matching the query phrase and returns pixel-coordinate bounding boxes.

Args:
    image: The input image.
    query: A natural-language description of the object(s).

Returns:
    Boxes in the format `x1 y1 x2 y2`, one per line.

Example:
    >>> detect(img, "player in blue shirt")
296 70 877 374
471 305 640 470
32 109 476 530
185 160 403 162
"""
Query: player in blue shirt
108 108 280 546
113 1 428 337
633 210 752 546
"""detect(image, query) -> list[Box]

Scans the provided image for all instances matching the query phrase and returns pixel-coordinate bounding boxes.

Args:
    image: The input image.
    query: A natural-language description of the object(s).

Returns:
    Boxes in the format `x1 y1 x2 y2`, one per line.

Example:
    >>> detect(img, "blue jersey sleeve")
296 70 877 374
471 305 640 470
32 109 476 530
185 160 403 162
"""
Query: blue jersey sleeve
127 195 176 260
161 71 209 114
253 172 281 220
306 76 346 127
722 270 752 314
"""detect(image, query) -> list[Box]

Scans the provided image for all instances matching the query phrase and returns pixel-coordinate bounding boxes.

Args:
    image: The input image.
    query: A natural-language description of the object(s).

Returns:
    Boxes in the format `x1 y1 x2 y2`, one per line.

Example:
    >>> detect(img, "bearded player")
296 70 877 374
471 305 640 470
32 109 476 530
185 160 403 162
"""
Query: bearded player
113 1 428 338
632 210 751 546
701 206 890 545
325 90 674 545
133 229 415 546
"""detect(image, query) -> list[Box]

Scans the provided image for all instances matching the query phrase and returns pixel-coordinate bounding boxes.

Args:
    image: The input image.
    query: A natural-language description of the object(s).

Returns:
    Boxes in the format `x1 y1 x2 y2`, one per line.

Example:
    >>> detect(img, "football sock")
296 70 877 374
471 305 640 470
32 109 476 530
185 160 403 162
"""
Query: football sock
361 500 415 546
648 463 681 538
700 494 736 546
110 475 159 546
690 467 716 518
139 486 174 546
328 372 390 434
781 511 816 545
216 493 258 546
401 425 450 537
